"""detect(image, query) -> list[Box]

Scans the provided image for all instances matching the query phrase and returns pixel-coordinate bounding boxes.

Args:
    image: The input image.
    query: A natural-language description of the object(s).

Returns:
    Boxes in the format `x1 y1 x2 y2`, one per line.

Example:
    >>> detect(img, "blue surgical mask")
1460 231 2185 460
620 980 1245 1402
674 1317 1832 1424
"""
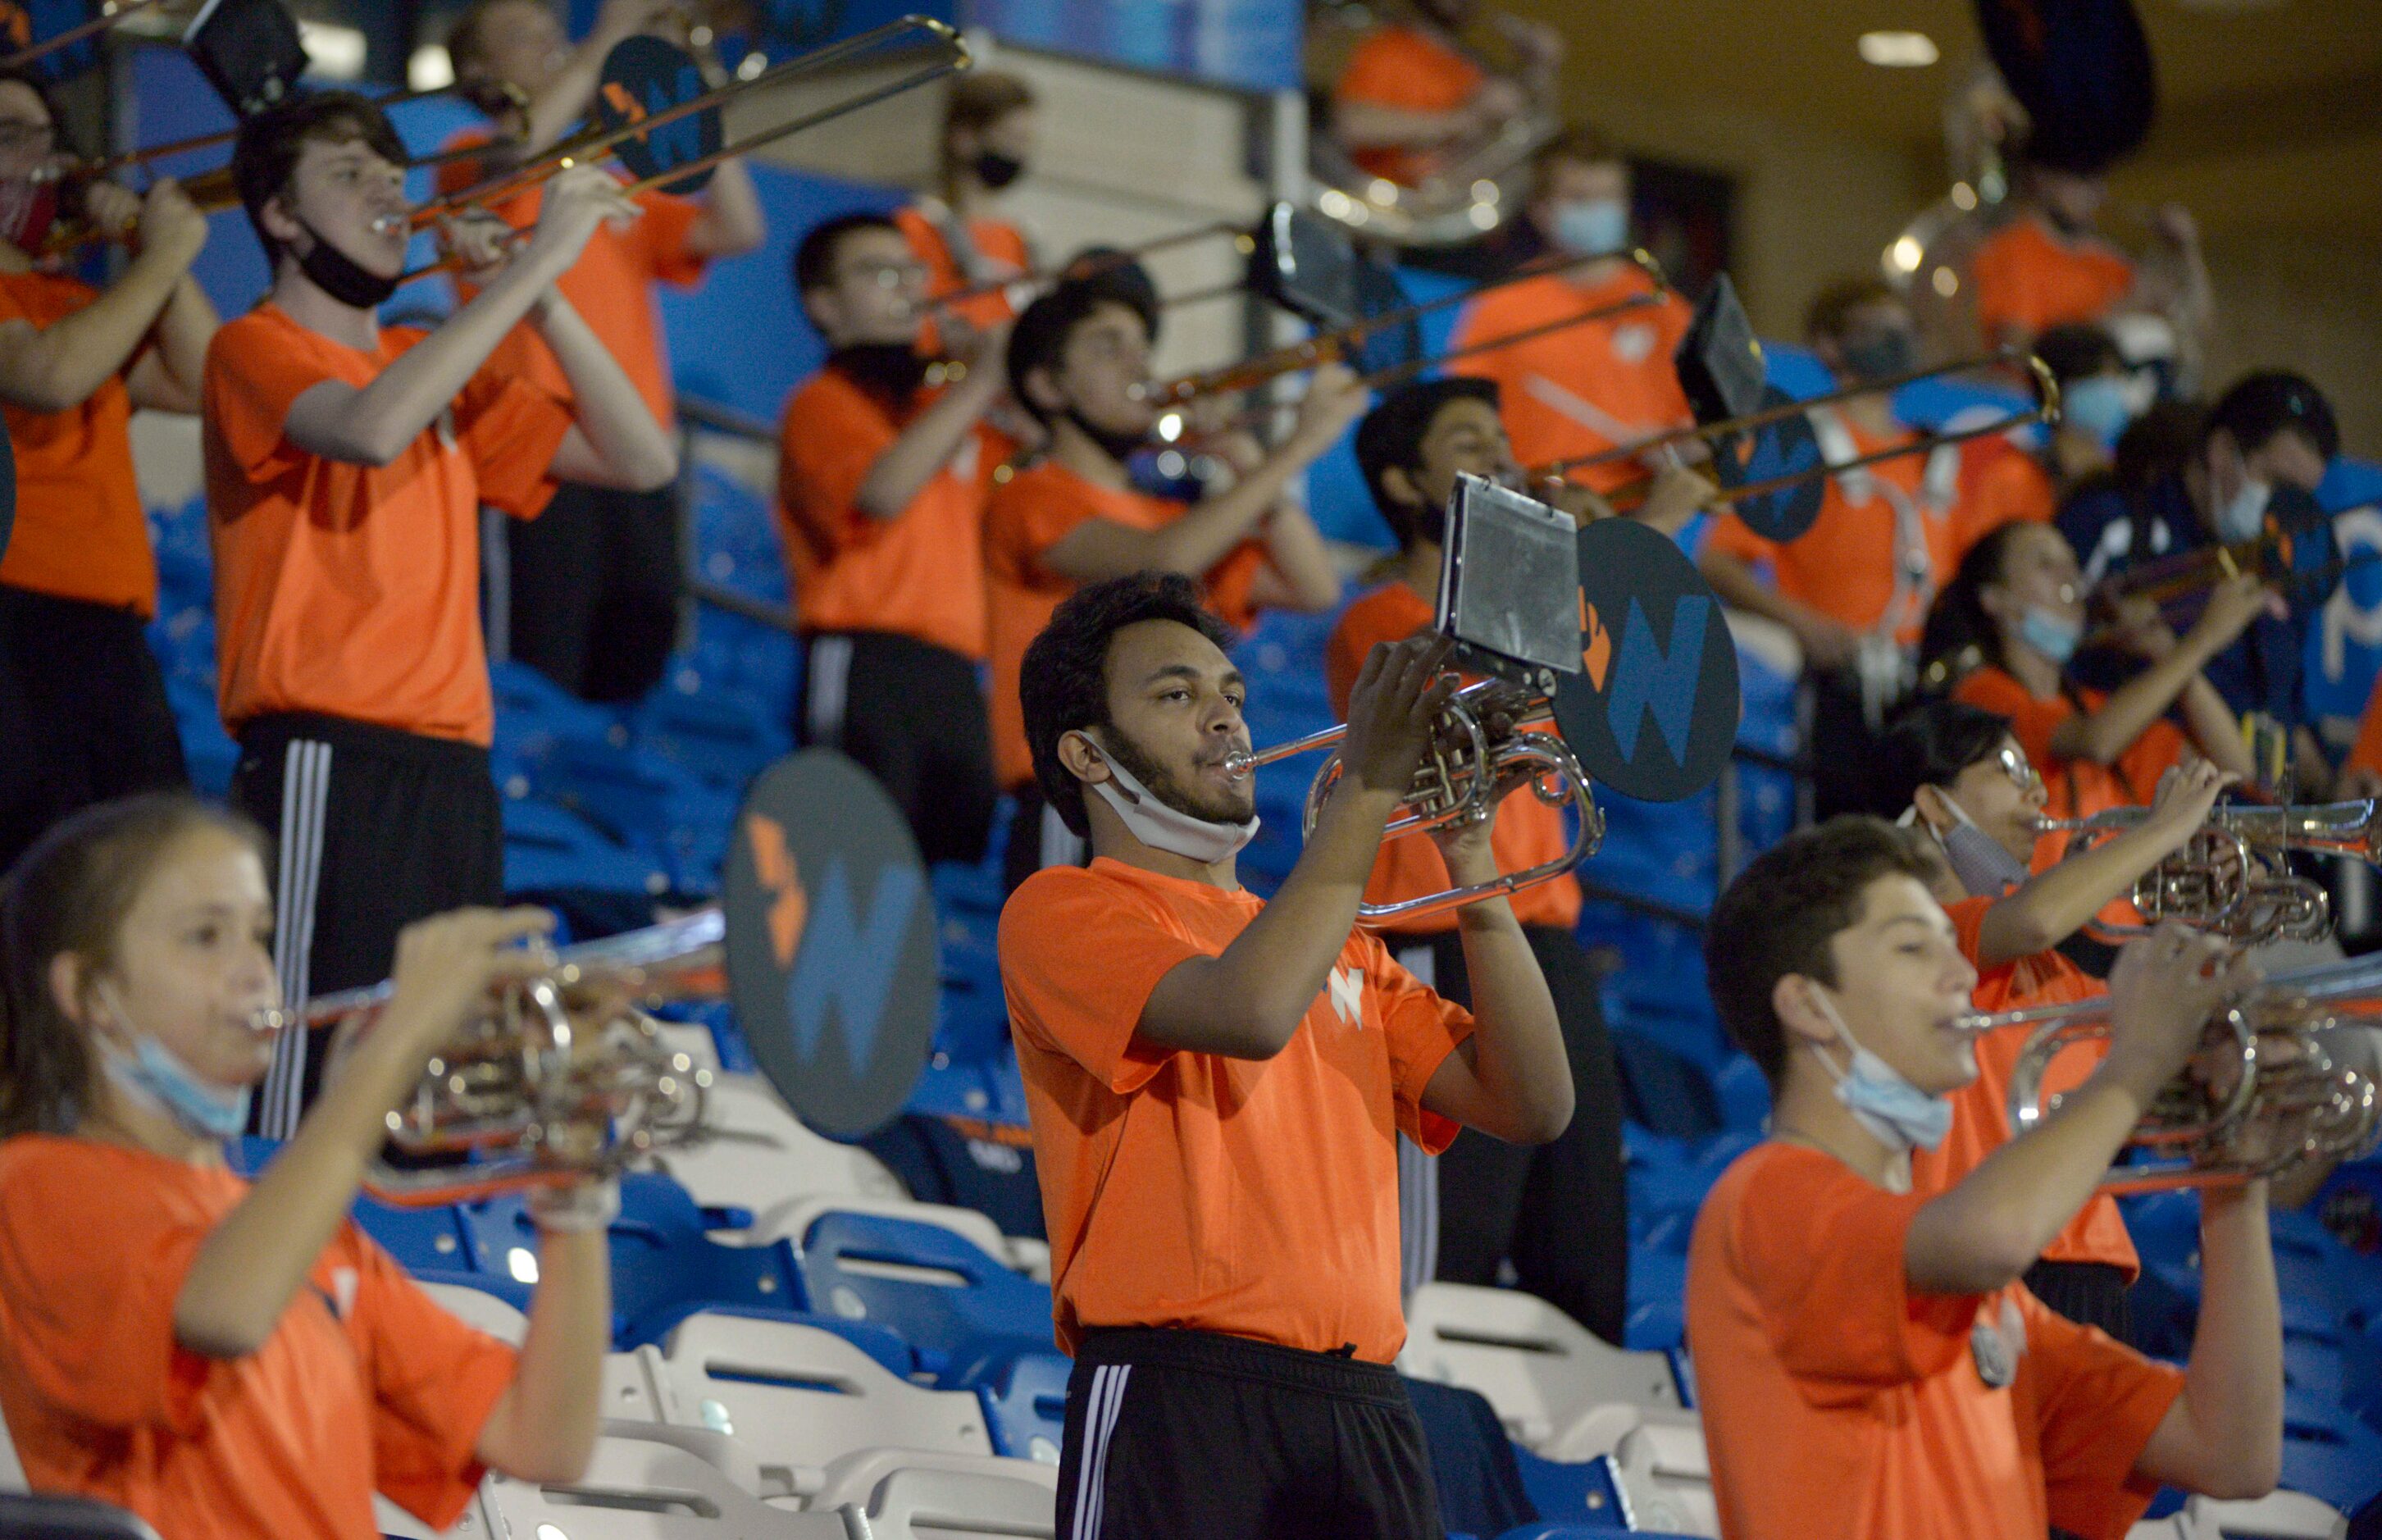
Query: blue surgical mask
1551 198 1628 257
1081 736 1259 865
2059 375 2134 449
1809 988 1953 1152
2213 468 2271 545
2016 605 2081 665
97 1025 253 1140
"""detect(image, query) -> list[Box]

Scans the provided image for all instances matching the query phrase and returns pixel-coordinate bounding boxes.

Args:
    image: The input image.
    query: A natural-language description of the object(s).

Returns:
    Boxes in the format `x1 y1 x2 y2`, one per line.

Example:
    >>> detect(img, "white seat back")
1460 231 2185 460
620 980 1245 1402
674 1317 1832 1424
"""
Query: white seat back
418 1282 530 1345
0 1396 25 1494
831 1451 1057 1539
1610 1413 1717 1538
1396 1283 1681 1454
650 1076 905 1232
477 1424 847 1538
2183 1492 2348 1540
373 1492 495 1538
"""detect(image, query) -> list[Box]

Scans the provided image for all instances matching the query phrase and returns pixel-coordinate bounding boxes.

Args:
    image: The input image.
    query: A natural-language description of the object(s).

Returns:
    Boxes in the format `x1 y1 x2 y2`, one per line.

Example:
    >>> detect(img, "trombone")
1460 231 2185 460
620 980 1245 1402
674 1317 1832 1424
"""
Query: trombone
1526 349 2061 517
1225 677 1603 925
287 909 728 1205
1965 952 2382 1193
1 0 175 69
2032 800 2382 948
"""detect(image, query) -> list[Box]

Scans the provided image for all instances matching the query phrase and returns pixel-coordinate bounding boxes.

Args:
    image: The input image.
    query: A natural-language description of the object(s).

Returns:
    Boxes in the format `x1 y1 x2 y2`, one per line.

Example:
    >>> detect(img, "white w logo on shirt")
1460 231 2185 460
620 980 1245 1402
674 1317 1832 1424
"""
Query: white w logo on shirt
1328 965 1364 1027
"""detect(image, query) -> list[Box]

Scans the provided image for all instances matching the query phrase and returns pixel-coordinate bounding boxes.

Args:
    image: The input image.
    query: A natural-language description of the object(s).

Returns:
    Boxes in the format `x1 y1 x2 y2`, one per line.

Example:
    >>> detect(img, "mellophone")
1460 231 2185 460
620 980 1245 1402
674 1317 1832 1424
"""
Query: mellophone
2036 799 2382 948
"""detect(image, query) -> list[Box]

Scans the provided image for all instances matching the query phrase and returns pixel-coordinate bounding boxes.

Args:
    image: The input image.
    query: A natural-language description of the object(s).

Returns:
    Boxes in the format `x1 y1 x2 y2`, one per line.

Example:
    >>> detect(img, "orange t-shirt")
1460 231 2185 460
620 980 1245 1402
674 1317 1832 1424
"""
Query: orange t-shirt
0 271 154 613
438 134 706 430
1332 24 1486 187
203 303 571 745
1446 266 1694 494
1952 666 2188 826
1687 1141 2182 1540
1326 581 1583 933
1971 216 2136 344
893 203 1032 332
1923 897 2135 1276
983 461 1266 789
2343 669 2382 779
1957 440 2057 553
1701 421 1962 642
1000 857 1475 1360
777 366 995 659
0 1136 519 1540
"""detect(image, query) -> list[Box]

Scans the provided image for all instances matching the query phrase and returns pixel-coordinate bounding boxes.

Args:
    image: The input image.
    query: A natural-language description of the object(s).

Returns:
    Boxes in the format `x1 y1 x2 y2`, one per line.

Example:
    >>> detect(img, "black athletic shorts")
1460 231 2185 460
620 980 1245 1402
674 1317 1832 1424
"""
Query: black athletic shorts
1056 1327 1444 1540
504 478 682 704
230 711 502 1137
799 630 995 866
0 584 188 877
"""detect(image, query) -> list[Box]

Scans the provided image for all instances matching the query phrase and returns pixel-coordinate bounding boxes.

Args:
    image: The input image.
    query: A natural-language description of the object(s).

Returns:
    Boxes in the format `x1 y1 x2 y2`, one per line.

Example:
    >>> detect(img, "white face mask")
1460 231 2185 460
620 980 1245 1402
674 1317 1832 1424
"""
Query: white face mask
1806 986 1953 1153
1076 734 1259 865
2212 456 2272 545
1908 788 2033 897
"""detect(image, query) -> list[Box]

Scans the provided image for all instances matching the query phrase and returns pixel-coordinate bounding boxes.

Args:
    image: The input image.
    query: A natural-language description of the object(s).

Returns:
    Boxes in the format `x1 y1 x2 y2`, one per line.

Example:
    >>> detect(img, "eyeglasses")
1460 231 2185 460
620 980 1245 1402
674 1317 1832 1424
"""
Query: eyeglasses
1992 745 2043 793
840 258 927 290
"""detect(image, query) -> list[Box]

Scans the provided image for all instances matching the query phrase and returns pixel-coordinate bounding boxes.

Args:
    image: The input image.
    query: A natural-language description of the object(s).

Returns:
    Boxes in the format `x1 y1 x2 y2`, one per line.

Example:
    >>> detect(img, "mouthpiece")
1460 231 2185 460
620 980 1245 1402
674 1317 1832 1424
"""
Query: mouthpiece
248 1006 293 1037
1222 750 1256 781
369 212 408 236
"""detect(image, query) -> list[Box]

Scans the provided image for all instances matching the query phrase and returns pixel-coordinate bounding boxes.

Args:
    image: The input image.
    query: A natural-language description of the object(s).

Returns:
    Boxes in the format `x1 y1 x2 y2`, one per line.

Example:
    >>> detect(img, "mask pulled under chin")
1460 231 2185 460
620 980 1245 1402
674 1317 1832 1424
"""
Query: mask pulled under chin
1809 988 1952 1152
831 342 932 404
2213 472 2272 545
98 1033 253 1140
1063 407 1150 464
1085 741 1259 864
1904 791 2033 899
297 220 399 309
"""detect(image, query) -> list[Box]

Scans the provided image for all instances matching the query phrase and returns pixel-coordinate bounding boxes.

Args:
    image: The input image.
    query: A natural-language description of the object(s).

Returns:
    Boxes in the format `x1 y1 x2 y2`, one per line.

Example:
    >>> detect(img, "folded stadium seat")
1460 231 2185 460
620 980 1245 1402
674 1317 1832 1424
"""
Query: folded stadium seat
950 1343 1071 1464
2276 1391 2382 1515
1708 1055 1771 1133
535 738 743 895
501 795 672 898
2153 1489 2358 1539
1396 1283 1684 1457
644 1073 912 1237
1624 1251 1688 1351
1605 1414 1719 1537
818 1452 1056 1539
373 1489 494 1540
475 1422 850 1539
795 1211 1059 1383
1 1392 22 1492
626 682 791 793
1402 1374 1617 1537
161 672 238 797
1604 1024 1726 1141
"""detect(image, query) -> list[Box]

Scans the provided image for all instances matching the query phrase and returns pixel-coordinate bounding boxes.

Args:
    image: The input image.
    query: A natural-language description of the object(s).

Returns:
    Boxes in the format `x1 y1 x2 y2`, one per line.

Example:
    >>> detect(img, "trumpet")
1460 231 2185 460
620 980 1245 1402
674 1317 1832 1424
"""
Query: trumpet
1224 678 1603 924
291 909 726 1206
1967 952 2382 1193
2033 800 2382 947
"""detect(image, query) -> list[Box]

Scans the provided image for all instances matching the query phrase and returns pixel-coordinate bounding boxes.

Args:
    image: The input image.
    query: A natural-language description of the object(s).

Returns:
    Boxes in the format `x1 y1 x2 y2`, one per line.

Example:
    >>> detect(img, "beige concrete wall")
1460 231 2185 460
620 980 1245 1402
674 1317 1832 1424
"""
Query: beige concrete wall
2195 230 2382 458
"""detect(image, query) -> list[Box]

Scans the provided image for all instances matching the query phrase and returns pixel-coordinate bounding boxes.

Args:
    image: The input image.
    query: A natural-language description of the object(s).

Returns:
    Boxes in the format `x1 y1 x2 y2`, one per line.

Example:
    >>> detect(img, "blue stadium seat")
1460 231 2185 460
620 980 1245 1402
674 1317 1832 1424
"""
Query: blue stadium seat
952 1342 1072 1463
2279 1389 2382 1514
797 1210 1057 1381
501 795 671 898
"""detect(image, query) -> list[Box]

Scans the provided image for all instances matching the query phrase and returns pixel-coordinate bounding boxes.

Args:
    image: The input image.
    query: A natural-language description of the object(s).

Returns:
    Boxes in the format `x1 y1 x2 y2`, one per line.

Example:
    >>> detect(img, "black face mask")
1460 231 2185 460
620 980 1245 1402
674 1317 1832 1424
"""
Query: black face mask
972 150 1025 190
830 343 931 405
1063 405 1148 463
295 219 398 309
1840 330 1916 385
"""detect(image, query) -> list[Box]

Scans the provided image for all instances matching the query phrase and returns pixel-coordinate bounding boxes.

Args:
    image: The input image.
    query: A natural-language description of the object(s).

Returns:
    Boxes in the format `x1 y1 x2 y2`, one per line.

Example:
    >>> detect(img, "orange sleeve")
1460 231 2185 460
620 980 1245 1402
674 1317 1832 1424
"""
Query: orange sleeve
1959 445 2055 554
777 376 898 555
999 869 1200 1096
454 362 572 519
1943 894 1995 969
2114 719 2189 806
1326 613 1378 718
1727 1151 1982 1395
1970 232 2026 341
1204 540 1267 633
1699 509 1779 567
0 1156 219 1434
1335 31 1437 107
204 321 337 485
988 479 1102 585
1952 668 2068 776
2022 1288 2185 1539
1361 936 1475 1153
2350 672 2382 777
346 1230 520 1529
631 189 708 289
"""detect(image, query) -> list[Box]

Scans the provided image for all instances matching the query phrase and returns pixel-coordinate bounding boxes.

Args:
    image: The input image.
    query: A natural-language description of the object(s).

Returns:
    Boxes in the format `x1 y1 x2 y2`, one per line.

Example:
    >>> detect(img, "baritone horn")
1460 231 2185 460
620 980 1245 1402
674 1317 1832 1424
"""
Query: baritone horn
292 909 727 1205
1967 953 2382 1193
2034 800 2382 947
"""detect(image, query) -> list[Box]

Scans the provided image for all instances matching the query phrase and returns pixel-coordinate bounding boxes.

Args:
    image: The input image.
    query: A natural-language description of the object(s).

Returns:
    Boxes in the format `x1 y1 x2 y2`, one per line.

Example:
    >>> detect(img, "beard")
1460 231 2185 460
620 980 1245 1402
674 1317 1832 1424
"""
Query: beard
1101 721 1255 826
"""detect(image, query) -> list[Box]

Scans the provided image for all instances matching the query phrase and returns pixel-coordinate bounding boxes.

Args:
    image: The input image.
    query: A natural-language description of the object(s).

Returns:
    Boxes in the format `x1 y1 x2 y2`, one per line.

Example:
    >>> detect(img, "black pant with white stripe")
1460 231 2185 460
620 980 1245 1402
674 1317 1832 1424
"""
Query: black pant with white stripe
230 712 503 1137
1058 1328 1443 1540
1000 781 1087 898
799 630 996 867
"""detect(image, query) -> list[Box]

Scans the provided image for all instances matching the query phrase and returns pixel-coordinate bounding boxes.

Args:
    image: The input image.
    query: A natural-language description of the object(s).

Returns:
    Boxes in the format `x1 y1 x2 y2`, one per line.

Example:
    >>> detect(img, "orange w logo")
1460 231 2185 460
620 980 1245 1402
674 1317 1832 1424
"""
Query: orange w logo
744 813 810 968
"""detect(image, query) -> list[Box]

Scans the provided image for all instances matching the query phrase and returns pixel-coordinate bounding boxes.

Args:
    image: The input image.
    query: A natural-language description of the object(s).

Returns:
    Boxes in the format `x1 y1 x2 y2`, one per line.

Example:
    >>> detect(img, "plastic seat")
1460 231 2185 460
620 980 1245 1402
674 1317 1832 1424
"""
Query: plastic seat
1397 1283 1683 1457
418 1280 529 1344
2278 1391 2382 1514
1605 1413 1716 1538
647 1075 911 1239
2 1393 25 1492
2145 1489 2353 1539
476 1423 849 1538
0 1497 162 1539
797 1212 1058 1381
955 1345 1071 1464
826 1453 1057 1539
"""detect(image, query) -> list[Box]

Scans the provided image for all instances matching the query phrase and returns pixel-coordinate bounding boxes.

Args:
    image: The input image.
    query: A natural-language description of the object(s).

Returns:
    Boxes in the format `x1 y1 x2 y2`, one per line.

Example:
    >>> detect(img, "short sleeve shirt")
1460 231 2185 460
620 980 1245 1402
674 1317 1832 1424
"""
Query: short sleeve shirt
1920 897 2136 1275
982 461 1265 788
1952 665 2188 826
777 367 995 659
1687 1141 2182 1540
1327 581 1582 933
1971 216 2137 343
0 1136 519 1540
1332 25 1486 187
1958 441 2057 554
894 204 1032 332
1446 266 1694 494
1000 858 1475 1360
0 271 154 613
203 303 572 744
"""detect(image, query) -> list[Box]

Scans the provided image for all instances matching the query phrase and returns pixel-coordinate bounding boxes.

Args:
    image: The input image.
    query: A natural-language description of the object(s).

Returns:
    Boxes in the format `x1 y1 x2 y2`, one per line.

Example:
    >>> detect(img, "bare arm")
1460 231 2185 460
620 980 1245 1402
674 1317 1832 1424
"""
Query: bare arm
0 182 205 414
1906 930 2252 1294
1138 637 1452 1058
516 0 669 154
471 1219 608 1483
1246 502 1341 613
682 156 764 260
853 330 1006 519
1415 826 1569 1143
534 289 678 490
126 276 219 416
1974 761 2227 964
2050 581 2263 768
2130 1183 2282 1499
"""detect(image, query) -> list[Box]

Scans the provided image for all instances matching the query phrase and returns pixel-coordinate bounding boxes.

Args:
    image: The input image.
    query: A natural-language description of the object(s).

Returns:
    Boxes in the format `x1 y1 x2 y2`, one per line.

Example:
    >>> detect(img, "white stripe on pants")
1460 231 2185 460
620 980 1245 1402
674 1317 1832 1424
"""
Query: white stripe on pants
1396 942 1440 1302
262 739 334 1138
805 635 854 749
1071 1363 1132 1540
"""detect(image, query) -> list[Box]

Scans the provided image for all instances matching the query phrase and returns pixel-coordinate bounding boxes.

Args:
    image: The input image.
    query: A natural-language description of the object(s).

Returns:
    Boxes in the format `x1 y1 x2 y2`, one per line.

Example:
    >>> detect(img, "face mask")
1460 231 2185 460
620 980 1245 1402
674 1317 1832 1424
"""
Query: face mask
2060 375 2134 449
972 150 1025 190
1079 735 1259 865
2016 605 2081 666
1550 198 1628 257
93 986 253 1140
2212 463 2271 545
831 342 931 404
1839 330 1916 385
1063 404 1149 463
1807 987 1952 1152
295 218 398 309
1916 790 2033 898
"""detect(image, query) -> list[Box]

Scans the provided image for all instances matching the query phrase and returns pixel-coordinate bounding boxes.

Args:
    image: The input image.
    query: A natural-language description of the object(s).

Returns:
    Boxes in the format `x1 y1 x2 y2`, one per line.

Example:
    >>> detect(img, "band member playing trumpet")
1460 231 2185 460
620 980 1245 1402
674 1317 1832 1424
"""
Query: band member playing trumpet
896 70 1039 332
1001 575 1569 1539
1691 818 2280 1540
0 795 612 1540
1330 0 1562 190
208 94 676 1135
986 272 1350 893
1876 699 2232 1339
0 66 218 875
443 0 767 704
778 212 1010 865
